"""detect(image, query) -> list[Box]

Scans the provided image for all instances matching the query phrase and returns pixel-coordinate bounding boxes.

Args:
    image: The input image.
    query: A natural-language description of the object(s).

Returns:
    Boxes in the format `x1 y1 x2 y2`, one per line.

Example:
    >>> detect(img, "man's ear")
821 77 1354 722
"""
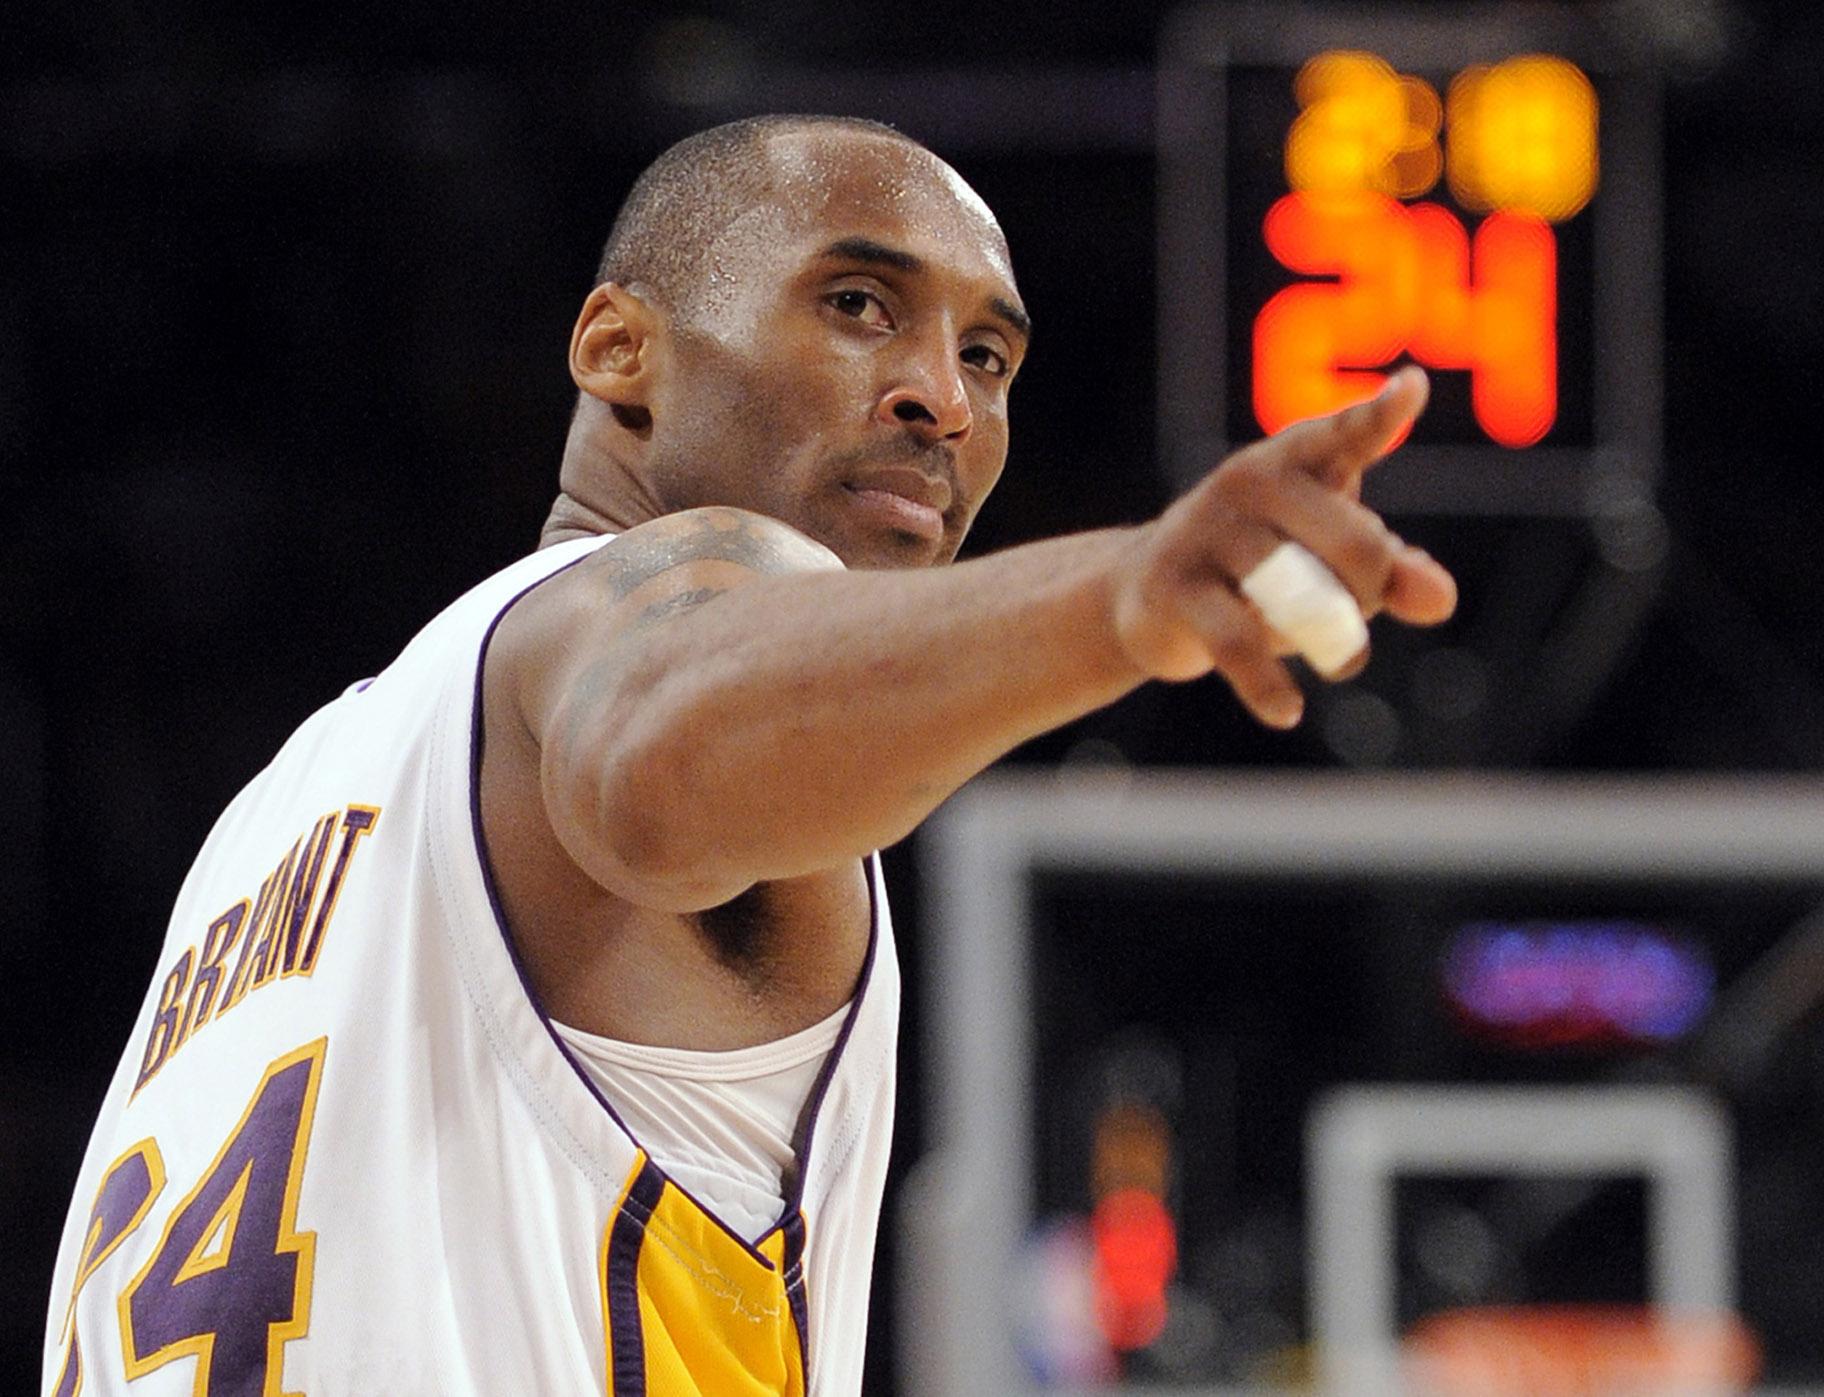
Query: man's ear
569 282 660 411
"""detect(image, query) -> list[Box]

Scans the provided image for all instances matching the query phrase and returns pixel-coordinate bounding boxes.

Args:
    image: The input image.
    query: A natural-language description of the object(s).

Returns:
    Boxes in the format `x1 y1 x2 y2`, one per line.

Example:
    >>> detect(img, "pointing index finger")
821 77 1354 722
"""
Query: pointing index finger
1281 367 1430 490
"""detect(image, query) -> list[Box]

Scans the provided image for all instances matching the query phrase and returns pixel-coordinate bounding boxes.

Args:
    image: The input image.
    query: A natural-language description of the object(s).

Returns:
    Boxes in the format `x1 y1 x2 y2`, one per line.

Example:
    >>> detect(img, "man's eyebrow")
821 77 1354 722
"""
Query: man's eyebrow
990 297 1032 342
817 236 1031 341
818 236 923 273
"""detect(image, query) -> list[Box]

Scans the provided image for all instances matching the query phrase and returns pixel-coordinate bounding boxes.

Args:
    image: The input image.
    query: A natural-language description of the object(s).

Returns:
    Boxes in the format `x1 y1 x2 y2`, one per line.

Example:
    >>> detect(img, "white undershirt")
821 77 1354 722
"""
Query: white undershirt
551 1004 850 1243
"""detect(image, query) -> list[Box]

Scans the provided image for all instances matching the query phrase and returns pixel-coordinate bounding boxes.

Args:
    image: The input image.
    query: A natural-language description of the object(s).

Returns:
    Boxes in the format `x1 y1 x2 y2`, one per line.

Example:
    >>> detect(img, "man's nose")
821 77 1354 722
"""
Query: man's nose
875 349 972 443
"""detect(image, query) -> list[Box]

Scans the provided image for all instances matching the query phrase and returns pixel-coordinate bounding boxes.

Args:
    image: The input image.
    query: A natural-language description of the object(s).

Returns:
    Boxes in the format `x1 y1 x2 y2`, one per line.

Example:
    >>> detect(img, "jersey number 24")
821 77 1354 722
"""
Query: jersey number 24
51 1038 326 1397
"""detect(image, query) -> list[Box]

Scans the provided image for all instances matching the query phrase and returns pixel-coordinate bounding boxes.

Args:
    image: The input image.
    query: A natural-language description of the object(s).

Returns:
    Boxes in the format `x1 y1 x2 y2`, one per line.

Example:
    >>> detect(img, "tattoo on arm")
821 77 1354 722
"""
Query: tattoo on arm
594 509 816 604
541 511 820 755
632 587 727 631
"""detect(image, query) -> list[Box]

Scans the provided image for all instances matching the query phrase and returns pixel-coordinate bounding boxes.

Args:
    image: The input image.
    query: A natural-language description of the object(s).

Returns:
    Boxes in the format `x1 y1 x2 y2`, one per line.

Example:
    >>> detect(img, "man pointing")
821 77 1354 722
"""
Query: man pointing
47 114 1451 1395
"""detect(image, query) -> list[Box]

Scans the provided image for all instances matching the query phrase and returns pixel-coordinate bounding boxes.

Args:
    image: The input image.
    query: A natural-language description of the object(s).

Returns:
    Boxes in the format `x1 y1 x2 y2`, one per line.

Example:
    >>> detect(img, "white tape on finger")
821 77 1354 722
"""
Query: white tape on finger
1239 541 1368 678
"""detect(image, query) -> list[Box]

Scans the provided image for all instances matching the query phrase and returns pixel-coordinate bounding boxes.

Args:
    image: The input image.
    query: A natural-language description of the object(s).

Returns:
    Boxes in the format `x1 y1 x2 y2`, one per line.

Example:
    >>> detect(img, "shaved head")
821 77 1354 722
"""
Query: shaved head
595 115 927 320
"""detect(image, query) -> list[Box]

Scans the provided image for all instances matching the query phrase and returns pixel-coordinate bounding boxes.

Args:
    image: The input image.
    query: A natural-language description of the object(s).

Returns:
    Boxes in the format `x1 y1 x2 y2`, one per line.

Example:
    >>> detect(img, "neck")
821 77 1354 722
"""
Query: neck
540 399 665 549
539 492 628 549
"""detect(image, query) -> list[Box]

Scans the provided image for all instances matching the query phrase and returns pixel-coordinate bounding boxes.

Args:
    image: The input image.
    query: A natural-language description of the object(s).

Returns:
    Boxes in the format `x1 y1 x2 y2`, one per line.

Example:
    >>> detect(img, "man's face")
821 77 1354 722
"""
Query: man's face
641 131 1029 570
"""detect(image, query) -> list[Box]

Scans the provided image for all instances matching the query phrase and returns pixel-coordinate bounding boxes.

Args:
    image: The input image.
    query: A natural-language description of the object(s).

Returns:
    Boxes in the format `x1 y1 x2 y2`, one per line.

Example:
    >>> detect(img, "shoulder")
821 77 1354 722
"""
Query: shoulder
561 507 844 608
489 507 843 715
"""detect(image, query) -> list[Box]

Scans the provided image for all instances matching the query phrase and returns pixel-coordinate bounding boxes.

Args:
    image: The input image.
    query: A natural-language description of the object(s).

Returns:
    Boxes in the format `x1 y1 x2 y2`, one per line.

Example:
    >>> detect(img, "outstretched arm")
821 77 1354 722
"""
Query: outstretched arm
493 369 1455 912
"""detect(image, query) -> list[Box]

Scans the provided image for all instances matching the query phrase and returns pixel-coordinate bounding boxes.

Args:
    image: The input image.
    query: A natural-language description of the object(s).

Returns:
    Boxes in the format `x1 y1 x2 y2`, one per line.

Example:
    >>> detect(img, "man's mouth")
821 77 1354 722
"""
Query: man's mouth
841 468 953 542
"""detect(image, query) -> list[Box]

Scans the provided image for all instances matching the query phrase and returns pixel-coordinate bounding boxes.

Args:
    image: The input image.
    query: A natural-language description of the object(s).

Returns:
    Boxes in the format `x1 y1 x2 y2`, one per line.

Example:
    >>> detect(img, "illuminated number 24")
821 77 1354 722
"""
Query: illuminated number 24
1253 191 1557 448
52 1039 325 1397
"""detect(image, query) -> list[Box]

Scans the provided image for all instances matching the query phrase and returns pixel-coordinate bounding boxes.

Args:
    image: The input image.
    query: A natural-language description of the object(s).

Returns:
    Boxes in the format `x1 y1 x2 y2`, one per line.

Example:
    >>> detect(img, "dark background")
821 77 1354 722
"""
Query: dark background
7 0 1824 1389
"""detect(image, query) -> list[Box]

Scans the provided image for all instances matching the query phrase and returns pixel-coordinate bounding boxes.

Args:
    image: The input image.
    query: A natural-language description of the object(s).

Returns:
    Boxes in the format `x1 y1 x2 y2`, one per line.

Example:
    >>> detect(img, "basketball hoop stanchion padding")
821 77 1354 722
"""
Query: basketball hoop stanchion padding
1405 1306 1761 1395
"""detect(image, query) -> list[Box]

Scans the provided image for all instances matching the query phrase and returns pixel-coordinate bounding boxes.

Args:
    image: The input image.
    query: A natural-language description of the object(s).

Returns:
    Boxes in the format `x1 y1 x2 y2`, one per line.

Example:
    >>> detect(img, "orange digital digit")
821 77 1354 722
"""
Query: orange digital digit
1253 192 1420 436
1286 51 1442 199
1452 210 1557 446
1448 56 1598 221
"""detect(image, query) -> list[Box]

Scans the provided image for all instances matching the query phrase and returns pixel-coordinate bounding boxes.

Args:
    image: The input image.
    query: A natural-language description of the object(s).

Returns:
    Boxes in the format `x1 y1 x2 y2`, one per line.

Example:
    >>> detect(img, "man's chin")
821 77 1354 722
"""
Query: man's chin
809 503 956 570
839 530 956 571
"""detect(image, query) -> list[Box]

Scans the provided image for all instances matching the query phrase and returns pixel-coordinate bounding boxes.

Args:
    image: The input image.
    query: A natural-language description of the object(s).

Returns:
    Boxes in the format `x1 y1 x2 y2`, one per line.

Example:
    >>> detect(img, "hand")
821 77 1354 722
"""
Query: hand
1110 367 1458 727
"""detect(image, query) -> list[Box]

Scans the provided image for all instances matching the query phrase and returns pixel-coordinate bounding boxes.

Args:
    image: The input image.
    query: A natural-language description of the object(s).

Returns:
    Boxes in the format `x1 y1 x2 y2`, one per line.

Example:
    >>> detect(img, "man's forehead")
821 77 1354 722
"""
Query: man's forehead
763 129 1014 282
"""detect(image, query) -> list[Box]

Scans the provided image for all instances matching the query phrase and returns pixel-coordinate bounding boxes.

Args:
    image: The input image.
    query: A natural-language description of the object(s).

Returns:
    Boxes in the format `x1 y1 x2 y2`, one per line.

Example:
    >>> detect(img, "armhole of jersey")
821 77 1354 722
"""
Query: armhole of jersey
460 540 651 1154
459 541 887 1266
780 868 882 1213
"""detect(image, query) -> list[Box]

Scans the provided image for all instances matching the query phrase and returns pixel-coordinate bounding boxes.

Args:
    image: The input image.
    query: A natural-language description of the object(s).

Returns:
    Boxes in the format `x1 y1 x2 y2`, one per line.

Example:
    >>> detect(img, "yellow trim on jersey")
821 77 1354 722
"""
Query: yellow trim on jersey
636 1183 806 1395
171 1162 252 1285
602 1154 807 1396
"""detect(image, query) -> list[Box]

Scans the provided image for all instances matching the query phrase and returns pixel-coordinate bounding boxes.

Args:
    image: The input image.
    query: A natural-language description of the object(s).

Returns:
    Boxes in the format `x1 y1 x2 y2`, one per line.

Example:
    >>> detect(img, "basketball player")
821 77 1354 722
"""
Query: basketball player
44 115 1454 1394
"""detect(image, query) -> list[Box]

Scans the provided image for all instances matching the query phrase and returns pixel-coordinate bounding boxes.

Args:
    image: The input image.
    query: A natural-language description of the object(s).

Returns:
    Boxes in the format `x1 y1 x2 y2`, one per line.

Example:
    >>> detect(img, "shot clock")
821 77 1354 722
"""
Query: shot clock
1159 5 1662 514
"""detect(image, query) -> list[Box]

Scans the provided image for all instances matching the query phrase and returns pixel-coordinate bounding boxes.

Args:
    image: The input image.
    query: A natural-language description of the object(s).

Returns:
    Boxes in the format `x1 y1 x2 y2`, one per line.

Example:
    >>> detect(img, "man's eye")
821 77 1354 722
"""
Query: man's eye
827 290 890 326
962 344 1009 377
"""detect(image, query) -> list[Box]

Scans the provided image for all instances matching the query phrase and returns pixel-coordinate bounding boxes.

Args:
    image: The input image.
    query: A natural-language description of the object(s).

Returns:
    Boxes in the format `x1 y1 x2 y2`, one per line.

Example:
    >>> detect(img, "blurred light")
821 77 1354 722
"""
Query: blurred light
1254 194 1556 446
1441 921 1714 1048
1287 51 1442 200
1406 1306 1760 1390
1091 1187 1178 1352
1092 1101 1170 1200
640 16 758 108
1588 475 1671 573
1093 1034 1183 1117
1012 1217 1118 1385
1321 688 1403 767
1413 1204 1505 1303
1447 56 1599 221
1410 647 1491 723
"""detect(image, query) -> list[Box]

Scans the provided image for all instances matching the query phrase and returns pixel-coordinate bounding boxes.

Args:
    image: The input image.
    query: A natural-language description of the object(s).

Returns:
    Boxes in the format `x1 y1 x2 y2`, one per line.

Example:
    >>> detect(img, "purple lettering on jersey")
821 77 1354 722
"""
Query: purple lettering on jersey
180 899 249 1042
134 950 195 1095
241 836 301 995
293 805 379 973
276 813 338 976
121 1044 323 1395
136 804 380 1085
253 823 329 992
216 862 282 1018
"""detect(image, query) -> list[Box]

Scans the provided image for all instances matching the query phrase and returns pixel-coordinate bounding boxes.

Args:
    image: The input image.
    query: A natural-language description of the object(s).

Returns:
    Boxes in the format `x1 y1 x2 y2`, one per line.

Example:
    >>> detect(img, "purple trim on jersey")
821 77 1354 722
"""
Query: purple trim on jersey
604 1157 665 1396
782 867 881 1215
465 555 646 1145
781 1207 812 1374
463 549 882 1289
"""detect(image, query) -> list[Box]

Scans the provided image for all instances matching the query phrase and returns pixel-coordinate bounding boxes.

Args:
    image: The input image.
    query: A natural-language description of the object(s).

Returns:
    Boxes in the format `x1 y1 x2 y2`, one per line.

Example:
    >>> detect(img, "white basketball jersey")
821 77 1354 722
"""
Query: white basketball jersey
42 535 900 1396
